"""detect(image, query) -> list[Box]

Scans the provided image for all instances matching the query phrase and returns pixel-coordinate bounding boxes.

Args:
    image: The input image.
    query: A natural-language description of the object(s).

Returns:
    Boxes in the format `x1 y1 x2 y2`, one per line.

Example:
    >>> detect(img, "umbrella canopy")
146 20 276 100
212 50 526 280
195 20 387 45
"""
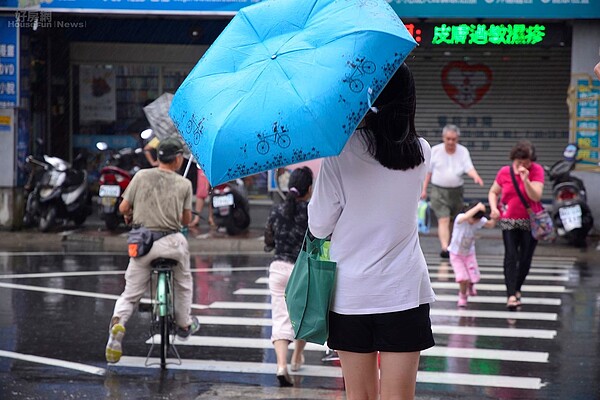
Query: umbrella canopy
170 0 417 186
144 93 178 140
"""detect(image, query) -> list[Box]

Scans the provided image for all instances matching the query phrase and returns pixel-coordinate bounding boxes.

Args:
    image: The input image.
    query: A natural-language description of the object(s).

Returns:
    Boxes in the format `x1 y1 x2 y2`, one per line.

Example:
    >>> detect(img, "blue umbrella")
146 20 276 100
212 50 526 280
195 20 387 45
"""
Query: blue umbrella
170 0 417 186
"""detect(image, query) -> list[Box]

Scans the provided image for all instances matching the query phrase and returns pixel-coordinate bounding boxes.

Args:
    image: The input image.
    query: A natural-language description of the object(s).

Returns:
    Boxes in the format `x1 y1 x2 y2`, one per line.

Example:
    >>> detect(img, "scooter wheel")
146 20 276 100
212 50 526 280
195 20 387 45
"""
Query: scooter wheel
23 214 33 227
104 214 120 231
39 207 57 232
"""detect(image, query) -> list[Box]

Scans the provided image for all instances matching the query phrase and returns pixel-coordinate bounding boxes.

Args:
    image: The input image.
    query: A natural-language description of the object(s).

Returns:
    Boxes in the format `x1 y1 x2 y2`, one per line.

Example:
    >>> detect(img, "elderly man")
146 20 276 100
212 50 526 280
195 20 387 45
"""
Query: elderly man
421 124 483 258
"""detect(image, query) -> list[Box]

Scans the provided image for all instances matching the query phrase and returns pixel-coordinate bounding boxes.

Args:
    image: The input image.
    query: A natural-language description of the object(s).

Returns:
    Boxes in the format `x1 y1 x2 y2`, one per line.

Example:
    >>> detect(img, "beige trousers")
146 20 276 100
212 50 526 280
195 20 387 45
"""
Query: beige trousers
112 232 193 328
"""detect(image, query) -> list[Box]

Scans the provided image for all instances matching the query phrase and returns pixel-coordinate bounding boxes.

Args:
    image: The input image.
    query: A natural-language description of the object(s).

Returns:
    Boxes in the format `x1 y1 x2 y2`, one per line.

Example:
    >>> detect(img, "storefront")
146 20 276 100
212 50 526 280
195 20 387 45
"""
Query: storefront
406 21 573 200
1 0 599 229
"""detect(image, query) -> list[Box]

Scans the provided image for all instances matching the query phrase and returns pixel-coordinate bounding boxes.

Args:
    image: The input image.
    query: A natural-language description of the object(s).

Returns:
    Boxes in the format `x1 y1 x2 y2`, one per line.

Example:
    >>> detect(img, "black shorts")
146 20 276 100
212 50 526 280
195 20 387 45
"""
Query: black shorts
327 304 435 353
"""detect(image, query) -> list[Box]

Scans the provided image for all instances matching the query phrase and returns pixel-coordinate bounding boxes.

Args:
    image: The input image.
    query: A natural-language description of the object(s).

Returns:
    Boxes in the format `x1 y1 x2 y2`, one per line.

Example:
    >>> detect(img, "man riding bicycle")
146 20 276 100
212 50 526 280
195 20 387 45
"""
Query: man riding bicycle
106 137 200 363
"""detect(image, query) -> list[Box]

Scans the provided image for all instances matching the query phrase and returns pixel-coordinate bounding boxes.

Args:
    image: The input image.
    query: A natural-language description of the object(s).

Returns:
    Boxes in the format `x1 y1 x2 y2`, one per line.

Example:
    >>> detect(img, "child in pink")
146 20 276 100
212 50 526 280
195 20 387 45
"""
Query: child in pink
448 202 496 307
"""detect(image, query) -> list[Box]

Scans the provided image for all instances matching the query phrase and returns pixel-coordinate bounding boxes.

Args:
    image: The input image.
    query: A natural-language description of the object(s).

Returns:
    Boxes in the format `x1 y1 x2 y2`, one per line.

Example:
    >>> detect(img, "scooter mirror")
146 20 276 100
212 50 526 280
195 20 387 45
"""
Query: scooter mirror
563 144 578 161
140 128 153 140
96 142 108 151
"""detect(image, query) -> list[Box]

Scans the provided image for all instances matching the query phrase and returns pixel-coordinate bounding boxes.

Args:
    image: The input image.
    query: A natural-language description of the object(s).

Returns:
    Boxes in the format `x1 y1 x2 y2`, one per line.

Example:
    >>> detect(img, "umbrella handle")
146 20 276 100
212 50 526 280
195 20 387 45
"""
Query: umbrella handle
183 154 194 179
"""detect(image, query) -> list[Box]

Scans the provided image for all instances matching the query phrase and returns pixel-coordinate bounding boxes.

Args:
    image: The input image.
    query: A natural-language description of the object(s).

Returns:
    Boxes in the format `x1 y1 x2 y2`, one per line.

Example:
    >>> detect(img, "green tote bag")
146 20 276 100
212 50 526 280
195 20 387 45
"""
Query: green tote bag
285 232 336 345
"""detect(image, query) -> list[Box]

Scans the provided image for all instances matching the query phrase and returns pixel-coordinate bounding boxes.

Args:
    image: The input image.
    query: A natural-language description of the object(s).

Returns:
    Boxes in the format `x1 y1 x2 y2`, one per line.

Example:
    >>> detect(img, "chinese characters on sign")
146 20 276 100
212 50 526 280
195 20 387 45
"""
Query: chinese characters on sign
432 24 546 45
0 16 18 108
572 79 600 168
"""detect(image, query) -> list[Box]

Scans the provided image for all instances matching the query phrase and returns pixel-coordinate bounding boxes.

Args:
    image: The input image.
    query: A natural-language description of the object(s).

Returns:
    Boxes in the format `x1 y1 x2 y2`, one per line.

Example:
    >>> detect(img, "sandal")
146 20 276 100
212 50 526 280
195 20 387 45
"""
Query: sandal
515 292 522 306
506 296 519 311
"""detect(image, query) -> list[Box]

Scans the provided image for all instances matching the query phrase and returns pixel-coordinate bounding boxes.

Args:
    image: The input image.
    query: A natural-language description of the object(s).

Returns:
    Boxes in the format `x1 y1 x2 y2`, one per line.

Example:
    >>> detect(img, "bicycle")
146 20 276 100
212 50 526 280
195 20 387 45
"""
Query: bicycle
256 122 291 155
140 257 182 369
343 56 376 93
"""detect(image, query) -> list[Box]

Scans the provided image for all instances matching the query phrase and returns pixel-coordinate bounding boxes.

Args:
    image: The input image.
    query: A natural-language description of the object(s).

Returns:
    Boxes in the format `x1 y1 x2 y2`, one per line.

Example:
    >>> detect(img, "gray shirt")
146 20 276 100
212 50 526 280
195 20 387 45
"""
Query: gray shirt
122 168 192 232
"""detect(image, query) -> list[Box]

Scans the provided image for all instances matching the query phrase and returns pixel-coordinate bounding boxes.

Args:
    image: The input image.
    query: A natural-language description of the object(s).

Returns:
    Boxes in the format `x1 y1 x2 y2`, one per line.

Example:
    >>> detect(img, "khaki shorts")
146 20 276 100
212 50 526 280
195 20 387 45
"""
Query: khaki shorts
429 185 464 219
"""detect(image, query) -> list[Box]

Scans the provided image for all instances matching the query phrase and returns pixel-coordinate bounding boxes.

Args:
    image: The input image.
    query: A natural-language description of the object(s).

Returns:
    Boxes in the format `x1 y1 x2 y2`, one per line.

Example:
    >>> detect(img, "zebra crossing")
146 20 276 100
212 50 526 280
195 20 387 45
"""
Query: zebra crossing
113 252 575 395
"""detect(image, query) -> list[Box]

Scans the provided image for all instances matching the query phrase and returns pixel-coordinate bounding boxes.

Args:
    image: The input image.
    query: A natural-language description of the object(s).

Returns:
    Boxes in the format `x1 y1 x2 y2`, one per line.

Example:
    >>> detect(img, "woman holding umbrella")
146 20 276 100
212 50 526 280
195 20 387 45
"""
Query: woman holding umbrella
308 63 435 400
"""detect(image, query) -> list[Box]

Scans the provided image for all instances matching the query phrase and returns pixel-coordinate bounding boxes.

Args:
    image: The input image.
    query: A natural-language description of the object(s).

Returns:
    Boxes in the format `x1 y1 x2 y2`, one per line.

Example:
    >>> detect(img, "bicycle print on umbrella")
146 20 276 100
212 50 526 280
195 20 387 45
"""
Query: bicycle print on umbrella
343 56 376 93
256 121 291 155
186 113 206 145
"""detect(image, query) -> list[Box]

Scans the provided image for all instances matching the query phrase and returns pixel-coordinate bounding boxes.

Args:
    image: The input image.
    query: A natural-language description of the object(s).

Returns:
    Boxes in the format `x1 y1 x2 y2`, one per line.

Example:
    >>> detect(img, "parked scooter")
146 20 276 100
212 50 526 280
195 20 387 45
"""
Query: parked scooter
23 152 92 232
96 142 148 231
545 143 594 247
211 179 251 235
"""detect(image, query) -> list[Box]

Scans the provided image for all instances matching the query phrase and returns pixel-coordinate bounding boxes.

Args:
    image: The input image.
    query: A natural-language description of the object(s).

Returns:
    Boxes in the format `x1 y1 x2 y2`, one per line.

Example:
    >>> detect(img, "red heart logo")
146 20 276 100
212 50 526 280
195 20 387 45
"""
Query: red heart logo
441 61 493 109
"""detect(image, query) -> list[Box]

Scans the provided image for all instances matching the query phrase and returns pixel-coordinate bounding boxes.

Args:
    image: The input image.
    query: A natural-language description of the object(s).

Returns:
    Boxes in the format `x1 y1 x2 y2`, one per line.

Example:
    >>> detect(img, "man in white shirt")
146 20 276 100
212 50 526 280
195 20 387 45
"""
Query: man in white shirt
421 124 483 258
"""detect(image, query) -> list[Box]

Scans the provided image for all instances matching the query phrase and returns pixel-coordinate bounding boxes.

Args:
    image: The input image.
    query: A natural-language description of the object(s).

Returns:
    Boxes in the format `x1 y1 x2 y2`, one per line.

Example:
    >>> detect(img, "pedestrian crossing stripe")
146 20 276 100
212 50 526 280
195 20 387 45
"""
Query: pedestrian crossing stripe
207 300 557 320
475 266 571 274
114 357 546 390
427 253 576 261
186 315 557 339
428 273 568 281
256 273 570 283
431 282 568 292
210 296 561 308
145 335 549 363
234 283 569 296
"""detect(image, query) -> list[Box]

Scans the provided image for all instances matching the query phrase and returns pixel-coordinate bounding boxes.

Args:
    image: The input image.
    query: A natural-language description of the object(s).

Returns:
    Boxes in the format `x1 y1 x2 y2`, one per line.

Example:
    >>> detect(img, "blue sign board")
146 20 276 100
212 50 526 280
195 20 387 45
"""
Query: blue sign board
574 79 600 166
1 0 596 19
0 16 18 108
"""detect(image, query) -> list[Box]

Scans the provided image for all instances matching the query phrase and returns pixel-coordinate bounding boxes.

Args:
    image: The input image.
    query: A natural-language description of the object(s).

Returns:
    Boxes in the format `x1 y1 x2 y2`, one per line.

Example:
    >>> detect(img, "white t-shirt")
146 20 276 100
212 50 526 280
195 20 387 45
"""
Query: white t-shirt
448 214 488 256
308 132 436 315
429 143 474 188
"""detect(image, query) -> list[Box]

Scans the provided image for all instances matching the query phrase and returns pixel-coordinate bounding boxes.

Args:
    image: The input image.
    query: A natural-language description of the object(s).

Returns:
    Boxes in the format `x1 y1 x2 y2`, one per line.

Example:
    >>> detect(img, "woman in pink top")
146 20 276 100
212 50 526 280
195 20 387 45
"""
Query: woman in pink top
488 141 545 311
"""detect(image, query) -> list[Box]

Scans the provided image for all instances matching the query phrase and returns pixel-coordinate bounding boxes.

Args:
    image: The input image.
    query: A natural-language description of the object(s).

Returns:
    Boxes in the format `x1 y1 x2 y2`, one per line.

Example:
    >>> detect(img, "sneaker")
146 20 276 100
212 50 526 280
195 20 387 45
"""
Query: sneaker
468 284 477 297
457 293 468 307
105 323 126 363
440 250 450 259
176 316 200 341
321 350 340 362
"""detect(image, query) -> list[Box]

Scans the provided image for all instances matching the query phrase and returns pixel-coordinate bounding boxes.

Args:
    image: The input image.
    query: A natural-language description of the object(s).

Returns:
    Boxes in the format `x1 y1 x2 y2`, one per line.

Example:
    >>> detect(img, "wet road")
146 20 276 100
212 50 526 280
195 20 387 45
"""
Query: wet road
0 230 599 399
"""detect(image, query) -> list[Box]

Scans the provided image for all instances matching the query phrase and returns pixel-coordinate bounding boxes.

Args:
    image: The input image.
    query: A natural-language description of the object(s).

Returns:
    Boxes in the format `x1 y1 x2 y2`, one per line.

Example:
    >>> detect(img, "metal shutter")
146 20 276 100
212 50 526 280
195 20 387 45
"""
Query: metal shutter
406 45 572 202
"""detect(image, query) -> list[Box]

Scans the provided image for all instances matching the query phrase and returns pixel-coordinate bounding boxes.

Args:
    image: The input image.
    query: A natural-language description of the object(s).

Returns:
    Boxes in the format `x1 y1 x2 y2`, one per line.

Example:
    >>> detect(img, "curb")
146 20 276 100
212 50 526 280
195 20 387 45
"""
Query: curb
3 227 598 259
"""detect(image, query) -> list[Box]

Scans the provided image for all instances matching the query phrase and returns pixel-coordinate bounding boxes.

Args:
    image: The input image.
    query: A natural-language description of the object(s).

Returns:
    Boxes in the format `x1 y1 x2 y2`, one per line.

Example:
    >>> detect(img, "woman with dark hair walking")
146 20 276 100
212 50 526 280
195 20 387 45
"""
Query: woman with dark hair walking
264 166 313 387
308 63 435 400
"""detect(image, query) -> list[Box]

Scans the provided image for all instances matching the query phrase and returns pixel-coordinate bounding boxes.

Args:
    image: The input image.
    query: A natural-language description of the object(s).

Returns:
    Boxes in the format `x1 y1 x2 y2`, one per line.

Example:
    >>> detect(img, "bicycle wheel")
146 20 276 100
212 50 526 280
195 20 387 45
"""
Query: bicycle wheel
159 314 168 369
156 271 170 369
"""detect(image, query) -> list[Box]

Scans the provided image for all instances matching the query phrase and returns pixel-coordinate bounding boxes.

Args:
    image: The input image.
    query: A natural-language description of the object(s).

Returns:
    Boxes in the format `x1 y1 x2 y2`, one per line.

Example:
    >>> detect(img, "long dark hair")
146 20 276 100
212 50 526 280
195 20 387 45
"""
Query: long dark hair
283 167 313 219
362 63 424 171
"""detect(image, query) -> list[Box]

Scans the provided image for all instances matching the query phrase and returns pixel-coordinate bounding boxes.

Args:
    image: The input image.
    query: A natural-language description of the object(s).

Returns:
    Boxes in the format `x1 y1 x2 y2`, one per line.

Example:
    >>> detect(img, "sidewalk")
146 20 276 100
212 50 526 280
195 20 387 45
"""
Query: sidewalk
2 223 597 262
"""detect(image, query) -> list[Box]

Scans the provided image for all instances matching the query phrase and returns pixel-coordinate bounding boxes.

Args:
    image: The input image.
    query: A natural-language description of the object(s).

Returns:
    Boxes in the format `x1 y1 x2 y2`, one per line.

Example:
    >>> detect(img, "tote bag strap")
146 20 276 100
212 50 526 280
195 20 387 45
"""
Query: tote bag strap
509 167 533 214
304 229 330 258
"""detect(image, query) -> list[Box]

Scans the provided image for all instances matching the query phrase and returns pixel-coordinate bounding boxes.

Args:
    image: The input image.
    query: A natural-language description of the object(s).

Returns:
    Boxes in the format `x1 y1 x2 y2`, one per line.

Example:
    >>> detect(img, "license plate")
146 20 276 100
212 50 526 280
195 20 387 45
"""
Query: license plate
559 204 582 232
99 185 120 198
213 194 234 208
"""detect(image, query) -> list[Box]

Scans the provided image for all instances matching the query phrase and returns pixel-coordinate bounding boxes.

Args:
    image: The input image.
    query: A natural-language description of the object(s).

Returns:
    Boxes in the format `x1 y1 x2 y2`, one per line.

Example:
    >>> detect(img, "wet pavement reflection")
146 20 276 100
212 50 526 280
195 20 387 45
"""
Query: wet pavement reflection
0 236 599 399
